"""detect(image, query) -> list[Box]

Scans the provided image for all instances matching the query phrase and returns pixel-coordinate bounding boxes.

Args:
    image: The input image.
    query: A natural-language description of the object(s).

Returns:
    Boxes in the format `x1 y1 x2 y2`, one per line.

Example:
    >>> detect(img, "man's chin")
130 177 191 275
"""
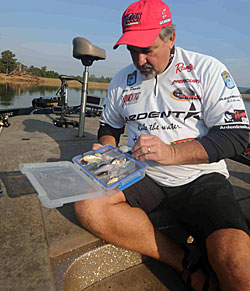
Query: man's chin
140 70 156 80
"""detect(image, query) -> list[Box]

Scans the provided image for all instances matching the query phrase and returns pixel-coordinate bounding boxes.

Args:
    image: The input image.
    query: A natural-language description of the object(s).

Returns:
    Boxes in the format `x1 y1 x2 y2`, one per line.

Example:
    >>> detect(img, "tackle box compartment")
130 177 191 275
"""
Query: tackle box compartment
19 145 146 208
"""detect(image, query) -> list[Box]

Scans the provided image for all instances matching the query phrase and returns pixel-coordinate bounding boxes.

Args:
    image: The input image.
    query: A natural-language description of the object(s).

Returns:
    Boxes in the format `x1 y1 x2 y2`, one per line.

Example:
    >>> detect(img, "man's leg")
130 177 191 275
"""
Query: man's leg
75 192 210 290
74 191 184 271
174 173 250 291
206 228 250 291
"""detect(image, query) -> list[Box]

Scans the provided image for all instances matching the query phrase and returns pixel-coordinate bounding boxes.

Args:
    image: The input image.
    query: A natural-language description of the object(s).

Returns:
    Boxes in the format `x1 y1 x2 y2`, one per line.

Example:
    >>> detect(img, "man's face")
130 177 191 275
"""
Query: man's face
127 34 175 79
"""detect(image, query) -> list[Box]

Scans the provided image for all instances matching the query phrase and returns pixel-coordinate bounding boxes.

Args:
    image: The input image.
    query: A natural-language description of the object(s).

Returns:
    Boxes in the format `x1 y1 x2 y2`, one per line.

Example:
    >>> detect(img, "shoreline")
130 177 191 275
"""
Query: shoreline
39 76 109 90
0 73 109 90
0 73 249 97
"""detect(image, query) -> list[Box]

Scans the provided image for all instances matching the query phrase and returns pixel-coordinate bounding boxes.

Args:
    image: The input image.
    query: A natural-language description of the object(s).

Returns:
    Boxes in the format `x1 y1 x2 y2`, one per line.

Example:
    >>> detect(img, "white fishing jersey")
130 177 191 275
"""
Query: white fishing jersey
100 46 249 186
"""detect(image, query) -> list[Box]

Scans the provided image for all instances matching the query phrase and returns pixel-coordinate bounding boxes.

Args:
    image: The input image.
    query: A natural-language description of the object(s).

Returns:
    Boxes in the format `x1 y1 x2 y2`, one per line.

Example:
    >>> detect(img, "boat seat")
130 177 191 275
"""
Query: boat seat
72 37 106 66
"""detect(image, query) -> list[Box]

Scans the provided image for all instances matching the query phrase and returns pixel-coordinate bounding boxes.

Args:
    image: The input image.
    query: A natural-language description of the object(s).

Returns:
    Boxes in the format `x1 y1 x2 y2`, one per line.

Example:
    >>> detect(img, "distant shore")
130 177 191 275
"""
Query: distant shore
39 76 109 90
0 73 109 90
0 73 249 97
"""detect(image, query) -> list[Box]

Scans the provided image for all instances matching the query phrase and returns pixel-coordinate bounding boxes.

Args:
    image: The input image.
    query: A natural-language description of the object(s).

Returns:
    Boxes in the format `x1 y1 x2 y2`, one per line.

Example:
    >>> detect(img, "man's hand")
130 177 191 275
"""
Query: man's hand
132 134 209 165
91 136 117 151
132 134 172 164
92 143 104 151
90 134 117 151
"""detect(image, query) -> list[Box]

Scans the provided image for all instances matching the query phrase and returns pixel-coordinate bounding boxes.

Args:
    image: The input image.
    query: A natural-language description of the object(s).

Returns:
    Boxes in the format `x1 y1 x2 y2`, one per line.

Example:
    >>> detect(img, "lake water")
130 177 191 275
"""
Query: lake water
0 83 250 118
0 83 107 109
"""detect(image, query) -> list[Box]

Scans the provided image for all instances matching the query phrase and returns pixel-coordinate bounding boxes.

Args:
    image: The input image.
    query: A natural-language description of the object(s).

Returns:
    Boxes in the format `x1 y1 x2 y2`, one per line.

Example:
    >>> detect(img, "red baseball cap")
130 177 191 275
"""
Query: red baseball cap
113 0 172 49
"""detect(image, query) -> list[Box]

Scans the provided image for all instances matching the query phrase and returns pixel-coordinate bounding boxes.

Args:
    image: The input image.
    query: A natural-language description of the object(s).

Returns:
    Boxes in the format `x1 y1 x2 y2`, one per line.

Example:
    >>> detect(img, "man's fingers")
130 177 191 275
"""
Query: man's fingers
133 135 156 152
92 143 103 150
138 134 156 141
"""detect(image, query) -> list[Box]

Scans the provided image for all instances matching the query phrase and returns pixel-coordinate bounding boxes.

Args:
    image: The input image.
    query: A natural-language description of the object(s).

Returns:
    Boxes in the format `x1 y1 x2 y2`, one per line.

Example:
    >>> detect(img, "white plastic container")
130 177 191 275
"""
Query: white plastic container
19 145 146 208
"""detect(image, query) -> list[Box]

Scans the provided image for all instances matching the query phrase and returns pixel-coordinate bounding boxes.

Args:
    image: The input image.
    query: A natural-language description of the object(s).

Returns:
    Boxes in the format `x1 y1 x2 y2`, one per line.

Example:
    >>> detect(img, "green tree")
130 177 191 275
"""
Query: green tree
45 70 59 78
41 66 47 77
27 65 42 76
0 59 4 73
89 74 97 82
21 64 28 72
0 50 17 74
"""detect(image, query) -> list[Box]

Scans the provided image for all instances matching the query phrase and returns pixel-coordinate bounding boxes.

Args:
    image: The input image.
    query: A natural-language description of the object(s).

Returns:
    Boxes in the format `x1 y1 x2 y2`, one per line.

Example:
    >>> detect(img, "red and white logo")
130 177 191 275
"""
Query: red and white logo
124 13 142 27
122 92 141 108
176 63 194 74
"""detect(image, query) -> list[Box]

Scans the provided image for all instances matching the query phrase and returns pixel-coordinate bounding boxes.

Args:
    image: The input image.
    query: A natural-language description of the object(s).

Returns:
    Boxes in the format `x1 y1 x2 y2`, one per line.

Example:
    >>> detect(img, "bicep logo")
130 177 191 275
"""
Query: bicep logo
224 110 246 123
221 71 235 89
127 71 137 86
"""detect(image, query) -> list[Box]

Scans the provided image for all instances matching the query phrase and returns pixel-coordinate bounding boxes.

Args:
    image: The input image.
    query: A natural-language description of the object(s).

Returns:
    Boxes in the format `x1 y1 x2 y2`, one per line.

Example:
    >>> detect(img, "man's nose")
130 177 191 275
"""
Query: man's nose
137 53 147 66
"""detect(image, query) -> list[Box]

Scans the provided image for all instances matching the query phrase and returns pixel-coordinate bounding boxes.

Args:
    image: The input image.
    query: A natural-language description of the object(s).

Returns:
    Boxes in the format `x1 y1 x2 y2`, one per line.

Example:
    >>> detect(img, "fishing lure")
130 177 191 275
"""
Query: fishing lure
84 162 99 171
110 156 128 166
110 158 122 166
106 176 119 186
79 153 102 164
96 171 109 177
94 163 114 175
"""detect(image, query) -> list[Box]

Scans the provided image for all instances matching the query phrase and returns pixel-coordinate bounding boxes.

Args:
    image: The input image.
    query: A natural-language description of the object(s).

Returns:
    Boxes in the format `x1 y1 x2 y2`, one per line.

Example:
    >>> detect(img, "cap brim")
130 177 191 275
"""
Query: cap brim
113 28 161 49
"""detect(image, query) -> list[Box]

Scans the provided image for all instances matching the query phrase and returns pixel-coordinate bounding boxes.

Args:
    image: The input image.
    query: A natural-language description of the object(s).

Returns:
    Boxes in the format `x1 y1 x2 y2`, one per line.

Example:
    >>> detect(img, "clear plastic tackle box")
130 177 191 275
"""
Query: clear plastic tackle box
19 145 146 208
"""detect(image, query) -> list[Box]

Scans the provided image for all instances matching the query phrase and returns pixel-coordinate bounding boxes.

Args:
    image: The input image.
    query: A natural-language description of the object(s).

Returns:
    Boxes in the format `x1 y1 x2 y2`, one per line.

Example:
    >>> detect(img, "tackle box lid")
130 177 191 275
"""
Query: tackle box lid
19 145 146 208
19 161 107 208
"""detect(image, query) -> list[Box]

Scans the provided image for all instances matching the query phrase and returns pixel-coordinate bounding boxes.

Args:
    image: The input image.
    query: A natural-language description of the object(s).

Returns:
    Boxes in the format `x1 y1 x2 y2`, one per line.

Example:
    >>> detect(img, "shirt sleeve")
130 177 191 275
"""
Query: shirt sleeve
99 78 126 129
198 58 250 162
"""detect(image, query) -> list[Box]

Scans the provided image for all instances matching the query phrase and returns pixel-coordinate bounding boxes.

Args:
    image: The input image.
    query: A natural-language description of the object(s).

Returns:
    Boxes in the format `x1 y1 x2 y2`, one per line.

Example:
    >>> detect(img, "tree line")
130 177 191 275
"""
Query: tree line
0 50 60 78
0 50 111 83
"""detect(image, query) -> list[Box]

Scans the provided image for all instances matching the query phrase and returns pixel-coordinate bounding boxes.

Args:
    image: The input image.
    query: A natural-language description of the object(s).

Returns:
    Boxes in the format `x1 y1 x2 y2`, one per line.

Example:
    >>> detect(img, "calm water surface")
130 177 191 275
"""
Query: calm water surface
0 83 250 117
0 83 107 109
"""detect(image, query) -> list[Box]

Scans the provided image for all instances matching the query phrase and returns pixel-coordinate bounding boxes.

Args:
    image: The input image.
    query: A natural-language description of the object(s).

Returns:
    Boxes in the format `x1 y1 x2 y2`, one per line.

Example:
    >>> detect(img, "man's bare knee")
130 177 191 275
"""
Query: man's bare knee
74 191 126 235
206 228 250 289
74 198 100 224
206 228 250 262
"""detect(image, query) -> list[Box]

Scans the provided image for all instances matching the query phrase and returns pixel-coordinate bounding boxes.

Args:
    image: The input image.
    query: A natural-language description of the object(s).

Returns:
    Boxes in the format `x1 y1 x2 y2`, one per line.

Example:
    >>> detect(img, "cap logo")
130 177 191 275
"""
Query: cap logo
160 18 171 25
162 9 167 18
124 13 142 27
160 8 171 25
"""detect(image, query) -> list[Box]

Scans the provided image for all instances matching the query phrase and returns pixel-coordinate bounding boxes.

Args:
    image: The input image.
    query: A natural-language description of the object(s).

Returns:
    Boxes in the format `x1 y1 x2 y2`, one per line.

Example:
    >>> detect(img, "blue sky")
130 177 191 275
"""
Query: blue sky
0 0 250 87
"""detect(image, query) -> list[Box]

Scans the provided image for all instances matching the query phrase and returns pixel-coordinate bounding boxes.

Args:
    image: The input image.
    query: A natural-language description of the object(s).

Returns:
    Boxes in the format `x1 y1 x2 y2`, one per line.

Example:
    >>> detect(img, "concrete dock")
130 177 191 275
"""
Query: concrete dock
0 114 249 291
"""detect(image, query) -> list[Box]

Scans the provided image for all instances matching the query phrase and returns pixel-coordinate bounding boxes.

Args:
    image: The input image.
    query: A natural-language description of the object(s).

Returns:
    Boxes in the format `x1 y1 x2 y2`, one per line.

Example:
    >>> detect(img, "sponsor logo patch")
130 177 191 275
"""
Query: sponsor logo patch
160 18 171 25
138 122 181 132
125 103 202 122
219 124 250 130
224 109 247 123
124 13 142 27
122 92 141 108
176 63 194 74
170 87 202 101
219 95 242 103
221 71 235 89
172 79 200 84
127 71 137 86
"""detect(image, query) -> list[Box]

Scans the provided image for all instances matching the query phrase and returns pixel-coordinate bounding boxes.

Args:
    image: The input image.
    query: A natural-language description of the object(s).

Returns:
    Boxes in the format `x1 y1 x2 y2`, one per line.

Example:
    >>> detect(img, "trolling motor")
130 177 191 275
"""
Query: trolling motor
52 75 83 128
72 37 106 137
32 74 79 112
